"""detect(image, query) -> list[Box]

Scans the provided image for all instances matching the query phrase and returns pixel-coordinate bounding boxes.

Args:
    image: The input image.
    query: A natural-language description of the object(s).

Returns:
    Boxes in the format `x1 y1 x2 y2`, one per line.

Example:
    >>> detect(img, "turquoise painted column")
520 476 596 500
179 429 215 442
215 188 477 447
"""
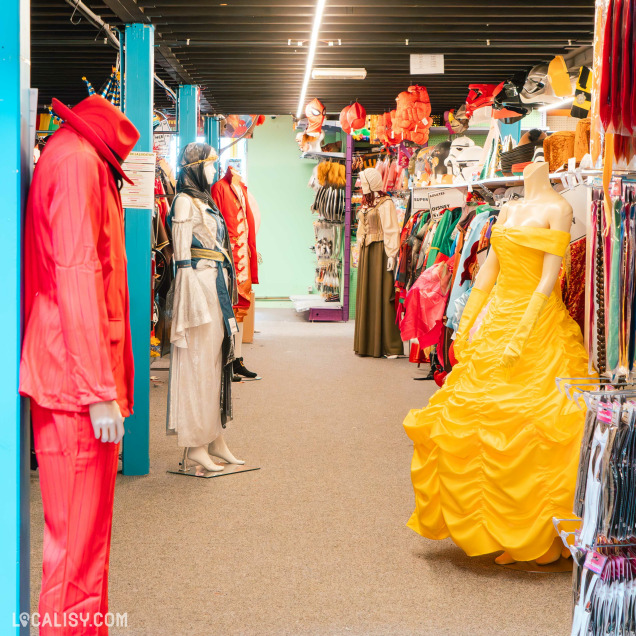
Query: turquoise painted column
122 23 154 476
204 115 220 183
178 85 198 158
0 0 30 631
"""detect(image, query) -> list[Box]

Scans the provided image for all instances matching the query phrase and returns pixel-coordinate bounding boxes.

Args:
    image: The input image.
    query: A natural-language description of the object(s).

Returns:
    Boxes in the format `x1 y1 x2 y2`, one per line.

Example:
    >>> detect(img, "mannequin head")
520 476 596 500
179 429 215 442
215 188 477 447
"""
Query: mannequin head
360 168 383 194
176 142 218 202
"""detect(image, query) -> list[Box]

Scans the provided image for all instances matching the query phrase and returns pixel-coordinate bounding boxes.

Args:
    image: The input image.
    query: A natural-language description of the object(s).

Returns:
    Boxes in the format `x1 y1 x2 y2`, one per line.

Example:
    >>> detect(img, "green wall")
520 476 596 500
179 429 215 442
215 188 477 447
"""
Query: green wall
247 116 317 298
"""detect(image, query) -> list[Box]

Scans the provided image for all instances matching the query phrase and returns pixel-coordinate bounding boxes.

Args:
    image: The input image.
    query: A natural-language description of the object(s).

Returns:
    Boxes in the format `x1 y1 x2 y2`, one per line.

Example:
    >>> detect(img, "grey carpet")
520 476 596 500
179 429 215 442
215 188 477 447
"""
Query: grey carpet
30 308 572 635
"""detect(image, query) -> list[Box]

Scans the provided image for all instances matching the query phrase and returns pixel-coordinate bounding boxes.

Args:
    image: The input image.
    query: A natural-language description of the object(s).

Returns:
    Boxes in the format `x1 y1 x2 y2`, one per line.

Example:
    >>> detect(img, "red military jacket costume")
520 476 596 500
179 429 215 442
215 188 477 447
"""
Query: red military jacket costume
20 95 139 417
211 168 258 318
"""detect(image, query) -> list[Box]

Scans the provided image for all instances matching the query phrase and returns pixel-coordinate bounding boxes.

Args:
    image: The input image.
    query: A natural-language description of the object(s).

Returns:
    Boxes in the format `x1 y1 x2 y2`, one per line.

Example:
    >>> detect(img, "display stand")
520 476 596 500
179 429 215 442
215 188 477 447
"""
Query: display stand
299 133 353 322
168 449 261 479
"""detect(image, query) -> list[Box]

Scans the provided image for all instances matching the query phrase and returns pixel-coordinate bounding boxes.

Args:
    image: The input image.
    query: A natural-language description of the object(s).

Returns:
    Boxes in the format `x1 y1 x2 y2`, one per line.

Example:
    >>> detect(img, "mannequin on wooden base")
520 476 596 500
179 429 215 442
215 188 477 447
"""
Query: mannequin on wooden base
167 143 244 472
403 161 590 566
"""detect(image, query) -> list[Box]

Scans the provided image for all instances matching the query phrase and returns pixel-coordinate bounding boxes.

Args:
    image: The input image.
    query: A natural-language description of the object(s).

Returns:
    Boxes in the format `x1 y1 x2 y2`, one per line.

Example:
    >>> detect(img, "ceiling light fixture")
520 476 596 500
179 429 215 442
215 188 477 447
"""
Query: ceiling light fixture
537 96 575 112
311 67 367 80
296 0 327 119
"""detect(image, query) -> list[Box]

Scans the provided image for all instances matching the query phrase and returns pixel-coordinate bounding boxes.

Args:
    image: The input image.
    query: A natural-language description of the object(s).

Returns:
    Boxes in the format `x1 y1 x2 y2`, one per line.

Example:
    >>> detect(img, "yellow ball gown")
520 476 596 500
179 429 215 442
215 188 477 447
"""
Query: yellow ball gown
404 225 589 562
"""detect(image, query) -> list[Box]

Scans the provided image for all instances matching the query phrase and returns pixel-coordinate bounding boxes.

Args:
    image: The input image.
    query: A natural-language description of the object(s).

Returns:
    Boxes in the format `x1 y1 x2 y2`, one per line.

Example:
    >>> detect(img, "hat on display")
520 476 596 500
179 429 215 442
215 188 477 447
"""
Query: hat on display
492 76 529 124
520 63 561 106
547 55 573 97
347 102 367 130
305 97 326 135
571 66 592 118
359 167 383 193
339 106 352 134
464 84 499 118
52 95 140 184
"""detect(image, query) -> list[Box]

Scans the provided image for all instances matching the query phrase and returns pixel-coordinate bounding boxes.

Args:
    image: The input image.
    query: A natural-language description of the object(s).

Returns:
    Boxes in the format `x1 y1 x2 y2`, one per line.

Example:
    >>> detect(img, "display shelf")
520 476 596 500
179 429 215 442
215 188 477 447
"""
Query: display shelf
300 150 346 161
411 169 605 190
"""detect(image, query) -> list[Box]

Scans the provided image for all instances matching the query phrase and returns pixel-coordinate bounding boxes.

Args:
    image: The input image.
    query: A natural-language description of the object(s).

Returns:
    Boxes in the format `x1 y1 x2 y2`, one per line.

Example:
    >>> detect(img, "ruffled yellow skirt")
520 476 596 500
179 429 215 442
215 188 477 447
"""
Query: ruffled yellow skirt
403 290 589 562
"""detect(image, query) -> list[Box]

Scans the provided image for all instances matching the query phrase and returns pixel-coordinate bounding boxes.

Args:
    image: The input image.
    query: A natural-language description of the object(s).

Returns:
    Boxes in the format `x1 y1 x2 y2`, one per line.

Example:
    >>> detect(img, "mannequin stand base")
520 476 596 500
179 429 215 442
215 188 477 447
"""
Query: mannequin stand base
499 557 572 574
167 463 261 479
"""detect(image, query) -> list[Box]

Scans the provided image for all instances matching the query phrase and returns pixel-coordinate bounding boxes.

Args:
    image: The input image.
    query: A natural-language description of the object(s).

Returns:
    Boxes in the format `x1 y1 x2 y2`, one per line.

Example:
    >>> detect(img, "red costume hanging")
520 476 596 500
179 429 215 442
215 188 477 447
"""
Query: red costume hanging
211 168 259 320
20 95 139 635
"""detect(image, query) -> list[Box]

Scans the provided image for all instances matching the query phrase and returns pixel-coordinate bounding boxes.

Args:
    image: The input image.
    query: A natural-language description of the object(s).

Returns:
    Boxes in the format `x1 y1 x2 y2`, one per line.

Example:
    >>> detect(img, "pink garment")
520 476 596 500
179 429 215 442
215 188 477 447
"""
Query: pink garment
400 257 453 347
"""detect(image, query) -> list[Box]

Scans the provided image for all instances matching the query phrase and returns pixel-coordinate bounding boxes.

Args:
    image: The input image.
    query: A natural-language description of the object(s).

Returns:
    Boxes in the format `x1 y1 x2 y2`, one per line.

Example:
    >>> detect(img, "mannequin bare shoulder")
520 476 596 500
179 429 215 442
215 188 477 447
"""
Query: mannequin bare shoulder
545 192 573 233
173 193 192 222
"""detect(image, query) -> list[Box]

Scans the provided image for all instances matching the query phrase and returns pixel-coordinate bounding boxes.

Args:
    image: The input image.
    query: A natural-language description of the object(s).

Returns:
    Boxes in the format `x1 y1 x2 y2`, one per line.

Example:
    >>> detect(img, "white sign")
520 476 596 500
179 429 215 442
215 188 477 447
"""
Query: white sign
412 187 430 213
427 188 465 215
410 54 444 75
121 151 156 210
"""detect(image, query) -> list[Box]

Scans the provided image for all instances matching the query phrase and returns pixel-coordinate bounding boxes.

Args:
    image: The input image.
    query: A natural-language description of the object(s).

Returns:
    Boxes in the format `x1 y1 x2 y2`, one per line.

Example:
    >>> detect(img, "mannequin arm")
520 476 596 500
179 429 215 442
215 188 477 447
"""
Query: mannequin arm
453 218 502 357
378 198 400 259
49 152 118 407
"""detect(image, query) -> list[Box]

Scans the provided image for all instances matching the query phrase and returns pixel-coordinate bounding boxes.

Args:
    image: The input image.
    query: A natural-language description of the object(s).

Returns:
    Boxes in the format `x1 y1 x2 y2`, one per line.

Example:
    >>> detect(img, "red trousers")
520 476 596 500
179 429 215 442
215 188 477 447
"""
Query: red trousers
32 402 119 636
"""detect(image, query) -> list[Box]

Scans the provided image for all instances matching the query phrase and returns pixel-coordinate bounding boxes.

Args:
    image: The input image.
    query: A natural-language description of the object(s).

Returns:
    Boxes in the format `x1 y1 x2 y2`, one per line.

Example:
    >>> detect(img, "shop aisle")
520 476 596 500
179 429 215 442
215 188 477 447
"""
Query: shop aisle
31 308 572 636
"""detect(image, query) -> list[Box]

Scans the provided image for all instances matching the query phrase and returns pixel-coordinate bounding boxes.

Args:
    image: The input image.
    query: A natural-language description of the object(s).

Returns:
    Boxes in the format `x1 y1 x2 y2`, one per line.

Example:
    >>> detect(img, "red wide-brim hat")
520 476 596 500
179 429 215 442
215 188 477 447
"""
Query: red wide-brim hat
52 95 140 185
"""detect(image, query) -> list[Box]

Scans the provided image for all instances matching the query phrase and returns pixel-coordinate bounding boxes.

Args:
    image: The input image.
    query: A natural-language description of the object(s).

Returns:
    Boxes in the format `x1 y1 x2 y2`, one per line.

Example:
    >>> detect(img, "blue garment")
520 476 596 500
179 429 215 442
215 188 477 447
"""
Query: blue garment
446 211 491 333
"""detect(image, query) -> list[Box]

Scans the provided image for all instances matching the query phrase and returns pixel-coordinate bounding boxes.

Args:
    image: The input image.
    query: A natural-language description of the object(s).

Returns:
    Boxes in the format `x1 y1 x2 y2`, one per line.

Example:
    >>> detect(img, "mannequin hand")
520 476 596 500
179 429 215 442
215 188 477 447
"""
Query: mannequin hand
453 333 468 359
89 401 124 444
500 345 520 369
387 256 396 272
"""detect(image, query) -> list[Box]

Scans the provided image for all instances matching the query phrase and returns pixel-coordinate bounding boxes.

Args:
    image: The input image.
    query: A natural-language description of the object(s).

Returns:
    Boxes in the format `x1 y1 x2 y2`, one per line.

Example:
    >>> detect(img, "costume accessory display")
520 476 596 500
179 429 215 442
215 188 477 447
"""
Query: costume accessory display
554 381 636 635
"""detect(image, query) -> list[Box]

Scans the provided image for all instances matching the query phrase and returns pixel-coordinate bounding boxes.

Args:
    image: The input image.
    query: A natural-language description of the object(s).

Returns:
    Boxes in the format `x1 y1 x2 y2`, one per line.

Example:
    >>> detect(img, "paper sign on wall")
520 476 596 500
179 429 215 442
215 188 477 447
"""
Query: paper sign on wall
121 151 156 210
410 54 444 75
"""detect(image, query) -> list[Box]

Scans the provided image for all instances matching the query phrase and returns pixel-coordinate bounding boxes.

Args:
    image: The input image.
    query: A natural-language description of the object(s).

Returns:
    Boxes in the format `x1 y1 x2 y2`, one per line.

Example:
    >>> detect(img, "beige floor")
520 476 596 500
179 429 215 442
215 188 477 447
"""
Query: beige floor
30 308 573 635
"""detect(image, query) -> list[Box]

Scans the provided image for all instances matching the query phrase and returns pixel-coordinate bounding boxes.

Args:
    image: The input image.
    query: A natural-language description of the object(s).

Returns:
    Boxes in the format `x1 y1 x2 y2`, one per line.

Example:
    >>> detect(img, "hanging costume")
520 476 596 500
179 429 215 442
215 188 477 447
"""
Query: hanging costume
20 95 139 635
167 144 238 447
404 225 589 561
354 188 403 357
211 168 259 321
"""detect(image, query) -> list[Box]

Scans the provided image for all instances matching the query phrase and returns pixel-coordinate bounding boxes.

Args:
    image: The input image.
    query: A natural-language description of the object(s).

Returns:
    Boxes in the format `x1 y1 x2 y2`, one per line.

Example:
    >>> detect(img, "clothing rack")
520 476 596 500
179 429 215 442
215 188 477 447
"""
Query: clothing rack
296 133 353 322
555 378 636 635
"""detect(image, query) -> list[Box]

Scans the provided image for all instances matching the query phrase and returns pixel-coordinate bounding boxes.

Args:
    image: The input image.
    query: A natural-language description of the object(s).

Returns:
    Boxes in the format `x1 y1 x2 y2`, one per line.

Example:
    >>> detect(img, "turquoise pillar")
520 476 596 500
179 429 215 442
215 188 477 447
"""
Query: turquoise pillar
1 0 30 631
178 84 198 158
204 115 220 182
122 23 154 476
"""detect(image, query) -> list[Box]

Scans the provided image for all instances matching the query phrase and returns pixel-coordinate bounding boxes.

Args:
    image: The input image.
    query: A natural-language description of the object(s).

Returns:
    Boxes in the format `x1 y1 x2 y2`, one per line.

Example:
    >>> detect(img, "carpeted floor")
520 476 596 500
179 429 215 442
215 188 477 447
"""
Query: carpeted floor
30 307 572 635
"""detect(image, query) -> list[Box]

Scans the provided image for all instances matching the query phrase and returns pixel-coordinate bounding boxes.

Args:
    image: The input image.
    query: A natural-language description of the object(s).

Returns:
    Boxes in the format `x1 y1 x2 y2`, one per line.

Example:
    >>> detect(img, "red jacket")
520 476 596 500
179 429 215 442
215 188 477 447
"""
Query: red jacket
211 169 259 284
20 96 139 417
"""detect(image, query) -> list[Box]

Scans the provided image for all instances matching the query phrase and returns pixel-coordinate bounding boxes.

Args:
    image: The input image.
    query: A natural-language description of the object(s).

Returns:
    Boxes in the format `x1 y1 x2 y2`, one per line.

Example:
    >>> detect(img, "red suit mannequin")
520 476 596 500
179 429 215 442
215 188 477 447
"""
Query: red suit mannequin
211 167 259 378
20 95 139 635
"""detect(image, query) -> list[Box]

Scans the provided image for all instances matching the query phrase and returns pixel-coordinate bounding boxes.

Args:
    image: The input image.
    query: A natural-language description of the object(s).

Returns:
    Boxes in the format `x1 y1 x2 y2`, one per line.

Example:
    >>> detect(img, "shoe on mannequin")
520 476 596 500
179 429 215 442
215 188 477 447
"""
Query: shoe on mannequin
535 537 563 565
208 435 245 465
494 552 517 565
187 446 224 472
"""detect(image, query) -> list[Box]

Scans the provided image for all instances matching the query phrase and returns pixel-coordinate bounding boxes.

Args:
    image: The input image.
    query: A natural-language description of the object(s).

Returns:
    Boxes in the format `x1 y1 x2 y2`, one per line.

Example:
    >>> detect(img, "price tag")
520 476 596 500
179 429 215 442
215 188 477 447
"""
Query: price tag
584 550 607 575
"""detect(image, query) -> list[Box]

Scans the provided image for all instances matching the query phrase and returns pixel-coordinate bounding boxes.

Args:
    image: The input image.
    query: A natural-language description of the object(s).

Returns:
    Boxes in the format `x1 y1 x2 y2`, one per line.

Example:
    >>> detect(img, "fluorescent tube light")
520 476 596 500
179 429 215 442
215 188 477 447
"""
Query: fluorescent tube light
296 0 327 119
537 97 575 112
312 67 367 80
